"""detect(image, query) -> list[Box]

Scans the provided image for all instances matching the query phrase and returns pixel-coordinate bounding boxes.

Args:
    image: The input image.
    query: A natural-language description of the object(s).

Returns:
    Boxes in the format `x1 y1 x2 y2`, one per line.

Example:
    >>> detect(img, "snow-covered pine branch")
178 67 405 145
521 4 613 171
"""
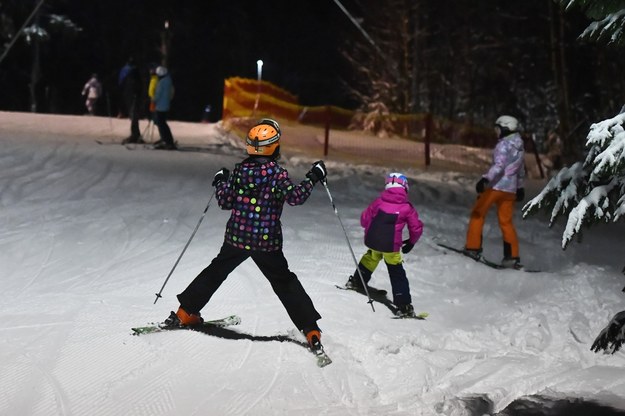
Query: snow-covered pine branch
561 0 625 46
562 180 619 248
523 112 625 249
522 162 587 227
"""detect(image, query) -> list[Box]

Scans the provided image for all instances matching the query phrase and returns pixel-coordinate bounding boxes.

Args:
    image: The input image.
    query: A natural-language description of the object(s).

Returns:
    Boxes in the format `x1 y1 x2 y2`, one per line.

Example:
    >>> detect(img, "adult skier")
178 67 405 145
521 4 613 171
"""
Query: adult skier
163 118 328 352
463 115 526 268
81 73 102 115
119 57 143 144
152 66 176 150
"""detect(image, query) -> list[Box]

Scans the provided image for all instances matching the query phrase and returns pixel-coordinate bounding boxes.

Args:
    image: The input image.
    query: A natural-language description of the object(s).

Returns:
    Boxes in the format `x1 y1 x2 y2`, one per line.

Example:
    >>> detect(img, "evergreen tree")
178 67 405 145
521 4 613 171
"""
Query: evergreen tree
562 0 625 45
522 111 625 253
523 0 625 259
525 0 625 355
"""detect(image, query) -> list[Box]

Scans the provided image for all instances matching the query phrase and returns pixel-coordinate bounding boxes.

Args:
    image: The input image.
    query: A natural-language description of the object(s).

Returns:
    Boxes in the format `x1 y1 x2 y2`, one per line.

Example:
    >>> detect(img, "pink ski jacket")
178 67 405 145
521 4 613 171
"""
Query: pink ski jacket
360 187 424 253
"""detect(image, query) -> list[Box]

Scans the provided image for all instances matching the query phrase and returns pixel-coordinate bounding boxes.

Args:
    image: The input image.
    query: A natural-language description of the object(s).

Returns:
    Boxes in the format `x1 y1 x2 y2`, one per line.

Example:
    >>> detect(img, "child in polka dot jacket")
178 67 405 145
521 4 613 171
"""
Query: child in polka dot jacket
166 119 328 352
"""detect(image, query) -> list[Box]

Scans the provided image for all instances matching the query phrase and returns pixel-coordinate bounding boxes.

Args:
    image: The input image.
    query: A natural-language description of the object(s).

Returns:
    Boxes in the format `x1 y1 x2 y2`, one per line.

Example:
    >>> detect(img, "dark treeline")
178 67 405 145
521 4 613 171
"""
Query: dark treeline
1 0 624 158
339 0 625 159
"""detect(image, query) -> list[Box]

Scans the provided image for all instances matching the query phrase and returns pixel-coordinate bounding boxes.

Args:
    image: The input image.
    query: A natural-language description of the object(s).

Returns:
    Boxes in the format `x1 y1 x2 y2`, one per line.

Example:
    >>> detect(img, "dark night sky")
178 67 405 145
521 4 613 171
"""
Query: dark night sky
27 0 357 121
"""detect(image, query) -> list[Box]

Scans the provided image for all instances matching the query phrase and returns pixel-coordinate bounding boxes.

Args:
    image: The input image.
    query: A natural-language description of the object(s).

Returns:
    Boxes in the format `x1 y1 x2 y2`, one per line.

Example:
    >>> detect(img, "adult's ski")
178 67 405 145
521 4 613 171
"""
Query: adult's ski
95 139 121 145
131 314 241 335
124 142 179 151
435 243 540 272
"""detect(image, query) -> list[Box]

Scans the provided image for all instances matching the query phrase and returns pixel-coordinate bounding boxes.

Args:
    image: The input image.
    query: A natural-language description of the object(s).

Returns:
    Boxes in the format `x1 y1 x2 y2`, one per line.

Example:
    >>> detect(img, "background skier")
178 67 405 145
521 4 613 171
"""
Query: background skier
345 172 424 318
81 73 101 115
152 66 176 150
163 118 329 352
119 57 143 144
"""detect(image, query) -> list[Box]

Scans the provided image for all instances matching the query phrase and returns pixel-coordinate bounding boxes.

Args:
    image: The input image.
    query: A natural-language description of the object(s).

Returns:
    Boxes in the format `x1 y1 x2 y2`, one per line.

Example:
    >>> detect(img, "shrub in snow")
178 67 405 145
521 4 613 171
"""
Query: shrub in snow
349 101 395 138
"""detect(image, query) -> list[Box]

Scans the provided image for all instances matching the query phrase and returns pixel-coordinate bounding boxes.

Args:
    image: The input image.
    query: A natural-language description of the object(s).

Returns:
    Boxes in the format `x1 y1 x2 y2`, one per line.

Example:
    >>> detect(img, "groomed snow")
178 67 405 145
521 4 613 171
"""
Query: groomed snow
1 111 625 415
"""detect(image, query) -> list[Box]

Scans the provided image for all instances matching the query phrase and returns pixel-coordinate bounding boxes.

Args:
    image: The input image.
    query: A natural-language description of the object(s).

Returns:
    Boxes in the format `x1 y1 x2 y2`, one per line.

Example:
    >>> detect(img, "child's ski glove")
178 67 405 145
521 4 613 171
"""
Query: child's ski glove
212 168 230 187
401 239 414 254
306 160 327 184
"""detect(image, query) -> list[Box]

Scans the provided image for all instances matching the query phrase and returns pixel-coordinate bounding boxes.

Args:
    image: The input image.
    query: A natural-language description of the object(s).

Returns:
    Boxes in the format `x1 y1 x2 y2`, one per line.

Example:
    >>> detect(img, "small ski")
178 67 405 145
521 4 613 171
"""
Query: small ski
436 243 541 272
392 312 429 320
335 284 387 296
337 285 428 319
131 314 241 335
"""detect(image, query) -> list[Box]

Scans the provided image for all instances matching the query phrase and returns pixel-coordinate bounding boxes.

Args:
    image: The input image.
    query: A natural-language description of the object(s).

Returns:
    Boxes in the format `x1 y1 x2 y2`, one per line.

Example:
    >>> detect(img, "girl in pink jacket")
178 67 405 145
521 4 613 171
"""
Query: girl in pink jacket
346 173 424 317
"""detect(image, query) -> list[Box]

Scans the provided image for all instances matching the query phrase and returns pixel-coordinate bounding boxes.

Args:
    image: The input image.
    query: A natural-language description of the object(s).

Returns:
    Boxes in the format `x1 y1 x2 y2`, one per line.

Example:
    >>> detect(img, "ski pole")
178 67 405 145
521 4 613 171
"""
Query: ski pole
149 119 155 143
106 93 113 132
321 180 375 312
153 191 215 304
141 119 152 141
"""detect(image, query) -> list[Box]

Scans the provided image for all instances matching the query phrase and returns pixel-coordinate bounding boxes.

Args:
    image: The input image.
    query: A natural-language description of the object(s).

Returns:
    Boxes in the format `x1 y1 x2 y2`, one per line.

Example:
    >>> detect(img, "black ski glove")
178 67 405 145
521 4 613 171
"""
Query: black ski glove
516 188 525 202
306 160 327 184
212 168 229 187
475 177 489 194
401 239 414 254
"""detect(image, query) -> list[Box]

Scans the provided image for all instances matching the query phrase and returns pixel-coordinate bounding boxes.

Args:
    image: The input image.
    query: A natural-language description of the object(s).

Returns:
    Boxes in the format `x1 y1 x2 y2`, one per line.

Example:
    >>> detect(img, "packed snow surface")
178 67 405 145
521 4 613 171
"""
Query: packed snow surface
1 112 625 415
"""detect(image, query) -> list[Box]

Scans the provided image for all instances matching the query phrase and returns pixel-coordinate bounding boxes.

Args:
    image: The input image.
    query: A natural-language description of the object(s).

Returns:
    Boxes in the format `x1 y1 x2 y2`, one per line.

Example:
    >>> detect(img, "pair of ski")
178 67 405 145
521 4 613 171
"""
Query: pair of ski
95 139 169 150
335 284 429 320
436 243 541 273
131 314 332 368
124 143 175 151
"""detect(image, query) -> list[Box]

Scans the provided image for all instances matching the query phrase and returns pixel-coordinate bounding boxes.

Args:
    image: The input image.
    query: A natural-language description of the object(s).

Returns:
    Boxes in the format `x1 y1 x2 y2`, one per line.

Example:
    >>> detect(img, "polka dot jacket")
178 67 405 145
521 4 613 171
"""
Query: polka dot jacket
216 157 315 252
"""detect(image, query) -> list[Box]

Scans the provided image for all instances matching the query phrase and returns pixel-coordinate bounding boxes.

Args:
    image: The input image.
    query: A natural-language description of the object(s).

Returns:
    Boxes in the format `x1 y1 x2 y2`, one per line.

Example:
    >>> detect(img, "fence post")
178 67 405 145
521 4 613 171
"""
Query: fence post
324 105 330 157
424 113 432 168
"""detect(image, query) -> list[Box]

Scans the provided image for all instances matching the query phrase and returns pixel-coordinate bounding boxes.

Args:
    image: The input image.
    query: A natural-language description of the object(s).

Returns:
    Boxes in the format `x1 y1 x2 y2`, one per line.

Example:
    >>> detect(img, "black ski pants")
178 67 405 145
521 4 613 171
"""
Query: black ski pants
177 243 321 331
155 111 175 146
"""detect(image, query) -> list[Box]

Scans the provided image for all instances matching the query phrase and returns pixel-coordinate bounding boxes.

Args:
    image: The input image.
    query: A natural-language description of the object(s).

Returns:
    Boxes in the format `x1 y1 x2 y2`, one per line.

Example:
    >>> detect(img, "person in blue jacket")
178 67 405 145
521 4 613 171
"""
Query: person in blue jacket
152 66 176 150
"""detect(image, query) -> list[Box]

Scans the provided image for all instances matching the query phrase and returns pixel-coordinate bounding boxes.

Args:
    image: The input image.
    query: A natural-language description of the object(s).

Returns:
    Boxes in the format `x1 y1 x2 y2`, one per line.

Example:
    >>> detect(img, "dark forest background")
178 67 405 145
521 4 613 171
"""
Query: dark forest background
1 0 625 159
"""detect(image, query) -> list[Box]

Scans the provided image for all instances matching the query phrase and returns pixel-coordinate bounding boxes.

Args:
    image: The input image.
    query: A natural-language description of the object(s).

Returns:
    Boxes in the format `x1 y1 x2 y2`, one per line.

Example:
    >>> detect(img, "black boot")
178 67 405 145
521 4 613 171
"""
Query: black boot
303 326 322 352
396 304 416 318
346 263 372 288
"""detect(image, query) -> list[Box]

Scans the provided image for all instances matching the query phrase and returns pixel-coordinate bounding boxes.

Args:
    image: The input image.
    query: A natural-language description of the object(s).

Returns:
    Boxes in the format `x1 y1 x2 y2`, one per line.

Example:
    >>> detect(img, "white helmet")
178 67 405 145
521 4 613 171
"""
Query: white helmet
385 172 409 190
495 115 519 132
156 66 168 77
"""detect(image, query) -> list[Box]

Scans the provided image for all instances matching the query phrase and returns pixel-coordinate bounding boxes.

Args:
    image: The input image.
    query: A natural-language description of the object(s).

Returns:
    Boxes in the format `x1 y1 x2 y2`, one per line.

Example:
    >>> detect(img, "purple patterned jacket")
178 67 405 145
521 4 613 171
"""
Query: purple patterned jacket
483 132 525 193
216 157 314 251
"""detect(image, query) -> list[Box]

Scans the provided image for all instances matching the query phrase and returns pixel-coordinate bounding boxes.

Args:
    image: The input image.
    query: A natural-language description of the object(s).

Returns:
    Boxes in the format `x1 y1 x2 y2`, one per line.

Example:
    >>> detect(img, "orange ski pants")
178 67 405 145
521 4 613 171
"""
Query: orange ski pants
465 189 519 257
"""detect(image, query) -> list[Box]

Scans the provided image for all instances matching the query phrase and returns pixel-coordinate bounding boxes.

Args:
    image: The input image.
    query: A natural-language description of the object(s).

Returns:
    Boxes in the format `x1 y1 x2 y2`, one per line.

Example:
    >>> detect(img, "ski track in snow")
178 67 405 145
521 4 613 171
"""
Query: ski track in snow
2 113 625 415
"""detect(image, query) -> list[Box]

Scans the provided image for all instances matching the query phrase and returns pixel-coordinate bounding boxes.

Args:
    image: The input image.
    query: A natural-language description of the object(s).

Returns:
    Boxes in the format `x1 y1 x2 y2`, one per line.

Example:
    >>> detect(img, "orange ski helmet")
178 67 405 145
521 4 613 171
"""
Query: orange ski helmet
246 118 281 157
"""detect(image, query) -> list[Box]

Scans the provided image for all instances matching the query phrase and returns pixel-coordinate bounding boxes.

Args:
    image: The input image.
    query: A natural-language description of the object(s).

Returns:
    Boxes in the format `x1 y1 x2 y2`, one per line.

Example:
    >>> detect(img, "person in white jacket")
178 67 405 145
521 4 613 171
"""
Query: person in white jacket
463 115 526 268
81 74 102 115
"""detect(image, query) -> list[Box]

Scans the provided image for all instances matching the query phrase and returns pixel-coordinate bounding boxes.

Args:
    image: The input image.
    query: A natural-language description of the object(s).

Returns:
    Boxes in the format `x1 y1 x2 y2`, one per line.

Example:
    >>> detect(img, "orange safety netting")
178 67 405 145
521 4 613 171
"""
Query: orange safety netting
222 77 498 148
222 77 353 128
